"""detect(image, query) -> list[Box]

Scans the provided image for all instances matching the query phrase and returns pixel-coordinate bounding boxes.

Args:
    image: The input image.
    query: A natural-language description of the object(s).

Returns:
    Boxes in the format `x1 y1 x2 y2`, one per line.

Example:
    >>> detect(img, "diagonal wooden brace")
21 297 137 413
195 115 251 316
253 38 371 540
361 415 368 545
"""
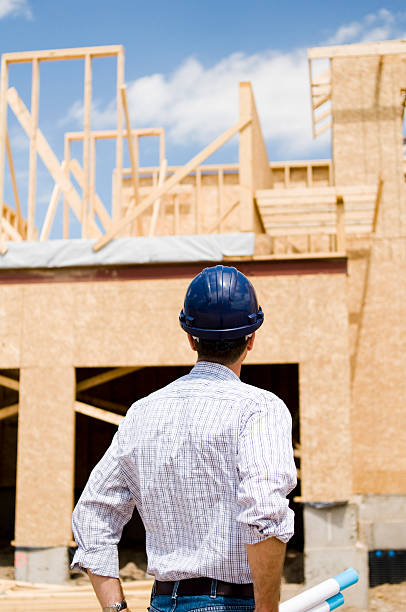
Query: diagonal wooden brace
6 87 101 238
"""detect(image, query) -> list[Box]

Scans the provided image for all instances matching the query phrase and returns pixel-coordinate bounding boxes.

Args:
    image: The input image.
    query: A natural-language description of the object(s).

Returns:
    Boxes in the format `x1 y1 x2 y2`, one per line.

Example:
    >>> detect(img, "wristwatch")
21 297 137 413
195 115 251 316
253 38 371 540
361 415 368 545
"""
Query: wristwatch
102 601 127 611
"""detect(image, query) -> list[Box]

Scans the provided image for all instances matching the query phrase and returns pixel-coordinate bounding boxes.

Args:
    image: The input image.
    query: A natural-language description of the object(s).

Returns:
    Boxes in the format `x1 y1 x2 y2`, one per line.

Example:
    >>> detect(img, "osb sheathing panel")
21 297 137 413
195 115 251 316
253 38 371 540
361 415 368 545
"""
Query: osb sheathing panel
20 284 75 367
331 55 406 236
332 54 406 494
73 279 191 366
351 238 406 495
15 367 75 547
0 285 23 367
346 248 369 359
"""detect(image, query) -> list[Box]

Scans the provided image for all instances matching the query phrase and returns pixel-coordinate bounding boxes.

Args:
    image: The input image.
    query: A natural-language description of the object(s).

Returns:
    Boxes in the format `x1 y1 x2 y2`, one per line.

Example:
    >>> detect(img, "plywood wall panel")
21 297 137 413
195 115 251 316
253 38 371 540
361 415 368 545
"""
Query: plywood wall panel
0 285 23 367
351 238 406 494
332 58 365 186
21 284 74 367
73 279 194 366
15 366 75 546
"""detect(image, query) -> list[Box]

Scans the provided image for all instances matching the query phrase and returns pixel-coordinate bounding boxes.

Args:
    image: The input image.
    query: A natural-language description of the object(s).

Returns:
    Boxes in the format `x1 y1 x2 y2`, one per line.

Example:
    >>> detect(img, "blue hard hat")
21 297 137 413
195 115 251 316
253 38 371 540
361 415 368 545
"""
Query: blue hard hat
179 265 264 340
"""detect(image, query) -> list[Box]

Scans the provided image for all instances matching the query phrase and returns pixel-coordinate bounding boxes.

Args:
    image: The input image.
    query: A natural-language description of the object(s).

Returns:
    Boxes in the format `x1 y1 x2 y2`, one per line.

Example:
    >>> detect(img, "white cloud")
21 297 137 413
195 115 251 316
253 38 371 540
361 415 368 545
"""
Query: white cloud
0 0 32 19
80 50 320 159
325 8 401 45
62 9 405 161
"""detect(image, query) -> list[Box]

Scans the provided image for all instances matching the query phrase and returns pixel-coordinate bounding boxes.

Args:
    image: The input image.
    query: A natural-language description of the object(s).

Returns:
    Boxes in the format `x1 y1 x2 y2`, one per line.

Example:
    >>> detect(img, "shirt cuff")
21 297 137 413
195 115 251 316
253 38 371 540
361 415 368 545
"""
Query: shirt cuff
239 507 295 545
70 544 119 578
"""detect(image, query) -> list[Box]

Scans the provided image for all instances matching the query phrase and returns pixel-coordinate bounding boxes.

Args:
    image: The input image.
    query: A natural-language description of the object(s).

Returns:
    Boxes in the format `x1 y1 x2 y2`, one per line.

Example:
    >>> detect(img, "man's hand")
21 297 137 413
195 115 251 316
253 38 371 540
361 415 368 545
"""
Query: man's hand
246 537 286 612
87 570 130 610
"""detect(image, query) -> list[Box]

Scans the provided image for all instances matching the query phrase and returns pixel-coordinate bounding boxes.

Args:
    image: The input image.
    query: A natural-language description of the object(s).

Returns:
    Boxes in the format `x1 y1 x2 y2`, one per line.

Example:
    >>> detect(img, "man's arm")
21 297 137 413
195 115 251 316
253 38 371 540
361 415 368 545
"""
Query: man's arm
236 397 297 610
246 537 286 612
87 571 128 610
71 425 137 588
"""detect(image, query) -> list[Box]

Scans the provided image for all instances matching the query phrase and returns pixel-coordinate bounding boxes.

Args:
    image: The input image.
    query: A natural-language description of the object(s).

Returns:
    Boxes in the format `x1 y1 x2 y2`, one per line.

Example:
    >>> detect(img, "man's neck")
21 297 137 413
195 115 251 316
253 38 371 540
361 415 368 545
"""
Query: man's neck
196 358 242 378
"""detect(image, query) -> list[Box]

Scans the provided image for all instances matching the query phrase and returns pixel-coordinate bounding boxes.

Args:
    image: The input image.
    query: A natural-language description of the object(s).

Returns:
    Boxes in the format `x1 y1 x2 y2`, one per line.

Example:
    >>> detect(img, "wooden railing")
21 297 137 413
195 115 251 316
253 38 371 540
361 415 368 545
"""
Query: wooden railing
256 182 381 255
117 160 332 238
1 201 28 241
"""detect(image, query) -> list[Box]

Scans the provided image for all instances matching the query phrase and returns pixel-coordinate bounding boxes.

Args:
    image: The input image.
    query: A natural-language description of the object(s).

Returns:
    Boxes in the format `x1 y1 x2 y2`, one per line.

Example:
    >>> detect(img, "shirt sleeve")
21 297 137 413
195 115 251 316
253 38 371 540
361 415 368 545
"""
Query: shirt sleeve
71 427 136 578
236 395 297 545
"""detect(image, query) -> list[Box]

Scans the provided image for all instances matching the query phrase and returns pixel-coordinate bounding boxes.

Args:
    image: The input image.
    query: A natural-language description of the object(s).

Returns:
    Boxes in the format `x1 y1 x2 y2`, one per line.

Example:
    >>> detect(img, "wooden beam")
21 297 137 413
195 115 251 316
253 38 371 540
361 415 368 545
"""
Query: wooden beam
74 401 122 426
7 87 101 237
148 158 167 237
6 130 24 236
0 373 19 391
69 158 111 231
218 168 224 232
372 177 384 234
335 195 346 252
2 215 23 241
0 56 9 254
113 48 125 221
65 127 164 141
195 166 201 233
89 136 96 236
314 108 332 124
0 403 18 421
76 394 128 413
94 116 251 250
159 130 165 164
39 167 64 241
173 194 180 234
121 86 139 206
63 134 70 238
207 199 240 234
82 54 92 238
315 121 332 138
313 94 331 111
76 366 142 392
308 40 406 60
3 45 124 64
27 59 39 241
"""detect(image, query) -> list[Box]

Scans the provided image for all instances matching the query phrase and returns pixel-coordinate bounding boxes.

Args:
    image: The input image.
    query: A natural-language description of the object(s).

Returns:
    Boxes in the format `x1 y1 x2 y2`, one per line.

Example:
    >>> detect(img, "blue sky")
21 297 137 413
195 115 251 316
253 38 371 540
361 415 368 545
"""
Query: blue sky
0 0 405 237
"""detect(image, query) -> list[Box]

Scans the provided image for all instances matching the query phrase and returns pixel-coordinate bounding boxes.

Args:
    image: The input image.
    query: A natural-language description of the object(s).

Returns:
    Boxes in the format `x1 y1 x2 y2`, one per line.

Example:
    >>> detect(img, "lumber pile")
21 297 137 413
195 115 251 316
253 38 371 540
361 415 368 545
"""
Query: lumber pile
0 578 152 611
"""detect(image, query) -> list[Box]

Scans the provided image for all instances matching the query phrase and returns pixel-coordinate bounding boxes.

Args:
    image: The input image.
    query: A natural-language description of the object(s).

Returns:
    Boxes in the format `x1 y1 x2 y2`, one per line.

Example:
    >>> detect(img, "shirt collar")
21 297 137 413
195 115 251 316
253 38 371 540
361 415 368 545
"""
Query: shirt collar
189 360 241 383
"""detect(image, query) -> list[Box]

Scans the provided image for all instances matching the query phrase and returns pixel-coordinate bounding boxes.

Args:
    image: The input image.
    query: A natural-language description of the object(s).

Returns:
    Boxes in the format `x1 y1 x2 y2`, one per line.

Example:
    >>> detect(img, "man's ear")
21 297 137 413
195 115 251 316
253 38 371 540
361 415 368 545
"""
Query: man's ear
187 333 197 351
247 332 255 351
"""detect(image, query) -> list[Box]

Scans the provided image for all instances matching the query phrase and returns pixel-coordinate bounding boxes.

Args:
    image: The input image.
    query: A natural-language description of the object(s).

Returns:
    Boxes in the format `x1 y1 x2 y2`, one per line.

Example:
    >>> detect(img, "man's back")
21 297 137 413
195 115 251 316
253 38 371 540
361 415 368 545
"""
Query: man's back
72 361 296 583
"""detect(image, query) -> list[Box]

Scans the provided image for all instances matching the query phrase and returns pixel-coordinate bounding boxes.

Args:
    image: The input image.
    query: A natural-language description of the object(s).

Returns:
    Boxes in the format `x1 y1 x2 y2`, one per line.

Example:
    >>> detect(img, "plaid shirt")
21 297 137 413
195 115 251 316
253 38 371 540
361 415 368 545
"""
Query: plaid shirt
71 361 296 582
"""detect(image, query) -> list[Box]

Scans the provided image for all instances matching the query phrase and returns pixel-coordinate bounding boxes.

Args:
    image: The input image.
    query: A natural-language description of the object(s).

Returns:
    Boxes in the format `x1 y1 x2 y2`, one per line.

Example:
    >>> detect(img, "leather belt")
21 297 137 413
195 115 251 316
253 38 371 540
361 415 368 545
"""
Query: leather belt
154 578 254 598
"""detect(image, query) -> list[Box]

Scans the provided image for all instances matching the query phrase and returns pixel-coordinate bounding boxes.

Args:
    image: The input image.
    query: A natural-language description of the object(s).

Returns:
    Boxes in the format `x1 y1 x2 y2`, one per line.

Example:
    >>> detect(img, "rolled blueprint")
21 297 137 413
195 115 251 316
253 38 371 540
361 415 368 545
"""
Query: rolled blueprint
306 593 345 612
279 568 358 612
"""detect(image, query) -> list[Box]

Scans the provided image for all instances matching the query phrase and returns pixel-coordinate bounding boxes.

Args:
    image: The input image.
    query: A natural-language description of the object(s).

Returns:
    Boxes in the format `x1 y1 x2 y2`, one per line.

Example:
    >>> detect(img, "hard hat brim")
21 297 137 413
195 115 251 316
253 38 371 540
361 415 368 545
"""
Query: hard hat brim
179 314 264 340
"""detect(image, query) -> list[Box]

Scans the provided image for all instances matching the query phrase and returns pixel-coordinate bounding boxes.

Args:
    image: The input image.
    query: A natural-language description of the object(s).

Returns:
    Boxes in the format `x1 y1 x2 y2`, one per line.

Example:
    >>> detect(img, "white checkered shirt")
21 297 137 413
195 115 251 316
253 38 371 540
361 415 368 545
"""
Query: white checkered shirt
71 361 297 582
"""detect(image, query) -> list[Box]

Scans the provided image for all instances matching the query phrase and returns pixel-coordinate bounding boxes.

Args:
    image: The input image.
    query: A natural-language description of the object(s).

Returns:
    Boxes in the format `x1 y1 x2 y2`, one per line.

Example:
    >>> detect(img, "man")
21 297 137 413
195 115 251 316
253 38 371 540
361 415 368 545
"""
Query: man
72 265 297 612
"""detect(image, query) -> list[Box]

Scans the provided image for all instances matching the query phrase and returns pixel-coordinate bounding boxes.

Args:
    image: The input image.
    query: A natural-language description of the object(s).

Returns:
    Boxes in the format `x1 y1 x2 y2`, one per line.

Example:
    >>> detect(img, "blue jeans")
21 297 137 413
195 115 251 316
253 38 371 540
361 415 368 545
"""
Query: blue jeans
149 581 255 612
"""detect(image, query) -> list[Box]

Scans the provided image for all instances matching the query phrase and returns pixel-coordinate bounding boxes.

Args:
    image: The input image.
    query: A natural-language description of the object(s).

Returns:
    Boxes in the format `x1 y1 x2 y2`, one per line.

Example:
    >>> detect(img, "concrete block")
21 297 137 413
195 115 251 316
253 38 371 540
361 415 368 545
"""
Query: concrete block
14 546 70 584
304 504 357 548
373 520 406 550
304 504 368 609
304 544 369 610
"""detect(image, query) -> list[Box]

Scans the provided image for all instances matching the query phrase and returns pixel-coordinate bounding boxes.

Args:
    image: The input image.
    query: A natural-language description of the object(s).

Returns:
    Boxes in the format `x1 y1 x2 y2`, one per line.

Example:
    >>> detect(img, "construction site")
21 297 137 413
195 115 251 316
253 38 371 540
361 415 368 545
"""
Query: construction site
0 37 405 611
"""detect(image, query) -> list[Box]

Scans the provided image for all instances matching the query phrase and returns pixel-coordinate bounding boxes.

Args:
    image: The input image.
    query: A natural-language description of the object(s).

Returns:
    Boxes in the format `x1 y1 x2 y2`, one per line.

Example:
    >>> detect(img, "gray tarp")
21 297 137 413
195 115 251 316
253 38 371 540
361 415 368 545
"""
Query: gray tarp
0 233 255 269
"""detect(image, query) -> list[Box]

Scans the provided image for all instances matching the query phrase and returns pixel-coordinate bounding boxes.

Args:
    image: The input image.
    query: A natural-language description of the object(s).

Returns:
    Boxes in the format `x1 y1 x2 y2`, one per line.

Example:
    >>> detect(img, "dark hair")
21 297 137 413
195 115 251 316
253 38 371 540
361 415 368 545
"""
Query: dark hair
194 336 249 366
